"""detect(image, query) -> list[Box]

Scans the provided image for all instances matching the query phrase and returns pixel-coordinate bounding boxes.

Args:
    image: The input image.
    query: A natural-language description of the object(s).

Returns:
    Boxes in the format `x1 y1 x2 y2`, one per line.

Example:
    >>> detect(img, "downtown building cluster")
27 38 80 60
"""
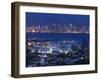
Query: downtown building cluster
26 24 89 33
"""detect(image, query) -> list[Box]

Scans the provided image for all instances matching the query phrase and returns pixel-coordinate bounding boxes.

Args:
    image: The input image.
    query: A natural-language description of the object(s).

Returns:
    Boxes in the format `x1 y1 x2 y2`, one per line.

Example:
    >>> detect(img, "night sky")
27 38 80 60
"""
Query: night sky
26 12 89 27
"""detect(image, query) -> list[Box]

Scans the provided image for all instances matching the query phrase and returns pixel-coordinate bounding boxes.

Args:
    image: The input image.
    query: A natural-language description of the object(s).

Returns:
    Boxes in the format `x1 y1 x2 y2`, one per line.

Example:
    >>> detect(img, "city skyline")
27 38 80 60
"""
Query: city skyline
26 24 89 33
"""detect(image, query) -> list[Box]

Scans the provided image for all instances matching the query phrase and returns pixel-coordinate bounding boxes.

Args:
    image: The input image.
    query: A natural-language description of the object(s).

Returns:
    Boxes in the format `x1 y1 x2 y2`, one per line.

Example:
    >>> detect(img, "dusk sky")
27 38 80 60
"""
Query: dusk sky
26 12 89 27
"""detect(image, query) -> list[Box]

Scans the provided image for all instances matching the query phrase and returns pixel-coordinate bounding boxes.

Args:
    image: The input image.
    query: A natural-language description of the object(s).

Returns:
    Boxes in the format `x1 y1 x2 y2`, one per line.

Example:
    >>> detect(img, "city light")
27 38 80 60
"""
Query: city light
26 24 89 33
